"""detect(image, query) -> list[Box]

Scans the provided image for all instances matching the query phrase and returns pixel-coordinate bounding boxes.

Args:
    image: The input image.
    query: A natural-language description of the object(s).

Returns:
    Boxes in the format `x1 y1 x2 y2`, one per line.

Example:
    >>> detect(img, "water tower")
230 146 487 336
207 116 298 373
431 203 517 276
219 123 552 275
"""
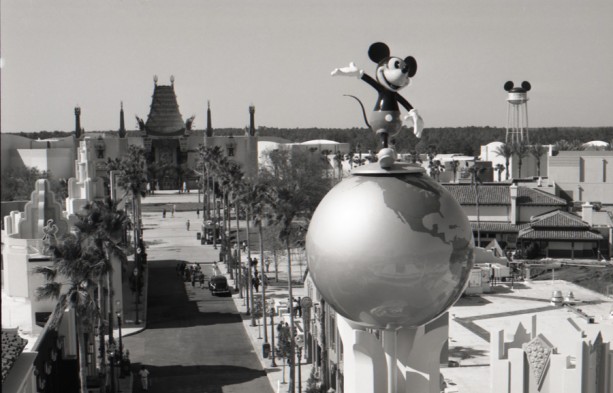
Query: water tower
504 81 531 144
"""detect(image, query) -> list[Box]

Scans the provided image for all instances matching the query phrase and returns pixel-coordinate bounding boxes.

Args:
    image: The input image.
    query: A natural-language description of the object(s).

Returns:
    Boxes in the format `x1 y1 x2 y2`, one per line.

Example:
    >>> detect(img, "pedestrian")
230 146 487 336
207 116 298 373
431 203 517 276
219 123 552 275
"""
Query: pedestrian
162 208 166 218
199 272 205 288
296 297 302 317
186 219 190 231
139 366 150 391
191 270 196 287
293 297 300 317
196 208 200 218
253 275 260 293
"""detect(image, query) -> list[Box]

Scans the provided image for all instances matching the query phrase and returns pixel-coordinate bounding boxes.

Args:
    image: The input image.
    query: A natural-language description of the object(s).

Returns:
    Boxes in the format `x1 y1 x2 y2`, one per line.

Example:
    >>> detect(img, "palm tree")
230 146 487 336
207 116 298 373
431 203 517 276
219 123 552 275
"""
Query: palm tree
240 180 271 327
75 198 129 373
262 149 332 393
333 151 343 181
529 143 548 177
493 142 513 180
512 141 530 178
115 145 147 272
468 166 486 247
494 164 505 182
449 160 460 183
35 233 105 393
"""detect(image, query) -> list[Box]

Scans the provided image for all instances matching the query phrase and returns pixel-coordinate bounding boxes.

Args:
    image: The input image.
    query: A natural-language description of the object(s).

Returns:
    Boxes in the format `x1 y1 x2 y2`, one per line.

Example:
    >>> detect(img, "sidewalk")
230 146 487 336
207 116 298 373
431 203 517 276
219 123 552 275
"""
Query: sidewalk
218 258 313 393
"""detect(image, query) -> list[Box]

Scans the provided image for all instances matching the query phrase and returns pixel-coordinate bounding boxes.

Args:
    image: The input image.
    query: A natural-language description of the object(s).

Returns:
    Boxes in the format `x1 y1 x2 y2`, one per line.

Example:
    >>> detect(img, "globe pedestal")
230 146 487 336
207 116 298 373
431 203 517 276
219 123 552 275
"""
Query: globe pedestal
338 314 449 393
306 161 474 393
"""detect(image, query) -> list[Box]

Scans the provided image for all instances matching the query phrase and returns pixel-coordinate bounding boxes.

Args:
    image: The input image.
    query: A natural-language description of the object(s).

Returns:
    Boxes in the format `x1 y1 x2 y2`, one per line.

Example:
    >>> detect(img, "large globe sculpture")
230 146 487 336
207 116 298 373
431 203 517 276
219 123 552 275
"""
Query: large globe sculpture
306 163 474 329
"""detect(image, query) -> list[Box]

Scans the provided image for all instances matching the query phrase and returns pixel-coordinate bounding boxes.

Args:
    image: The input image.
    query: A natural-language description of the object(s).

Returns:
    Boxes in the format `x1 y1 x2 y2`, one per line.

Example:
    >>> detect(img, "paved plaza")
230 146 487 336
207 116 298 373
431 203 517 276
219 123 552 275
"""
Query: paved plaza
113 191 613 393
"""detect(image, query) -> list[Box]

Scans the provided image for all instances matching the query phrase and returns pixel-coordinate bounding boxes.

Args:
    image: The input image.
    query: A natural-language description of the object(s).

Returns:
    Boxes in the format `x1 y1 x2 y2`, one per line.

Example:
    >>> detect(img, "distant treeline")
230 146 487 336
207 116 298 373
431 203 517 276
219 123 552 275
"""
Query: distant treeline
13 126 613 156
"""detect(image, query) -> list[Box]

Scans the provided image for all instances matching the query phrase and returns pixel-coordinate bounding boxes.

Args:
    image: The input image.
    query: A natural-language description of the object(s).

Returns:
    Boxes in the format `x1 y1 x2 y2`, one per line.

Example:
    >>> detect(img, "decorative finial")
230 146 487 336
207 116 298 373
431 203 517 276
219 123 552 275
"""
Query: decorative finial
153 75 158 85
121 101 123 110
208 100 210 109
170 75 175 84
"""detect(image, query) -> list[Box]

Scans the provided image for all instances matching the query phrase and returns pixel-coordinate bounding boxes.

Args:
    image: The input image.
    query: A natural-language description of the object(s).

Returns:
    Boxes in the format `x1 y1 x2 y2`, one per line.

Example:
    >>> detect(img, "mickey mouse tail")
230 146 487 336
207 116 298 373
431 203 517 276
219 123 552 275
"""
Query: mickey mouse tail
343 95 371 130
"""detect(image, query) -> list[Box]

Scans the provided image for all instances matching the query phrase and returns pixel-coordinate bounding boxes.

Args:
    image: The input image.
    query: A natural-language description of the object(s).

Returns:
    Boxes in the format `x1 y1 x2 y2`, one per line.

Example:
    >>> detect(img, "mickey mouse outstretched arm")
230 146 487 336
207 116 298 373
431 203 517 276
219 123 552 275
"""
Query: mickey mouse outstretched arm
331 64 383 93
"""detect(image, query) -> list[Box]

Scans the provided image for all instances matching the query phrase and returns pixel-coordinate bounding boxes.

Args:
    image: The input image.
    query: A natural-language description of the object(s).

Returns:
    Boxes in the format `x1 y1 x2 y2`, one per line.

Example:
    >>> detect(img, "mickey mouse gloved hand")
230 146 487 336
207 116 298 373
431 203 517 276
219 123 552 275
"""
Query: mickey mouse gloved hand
331 62 364 78
404 109 424 138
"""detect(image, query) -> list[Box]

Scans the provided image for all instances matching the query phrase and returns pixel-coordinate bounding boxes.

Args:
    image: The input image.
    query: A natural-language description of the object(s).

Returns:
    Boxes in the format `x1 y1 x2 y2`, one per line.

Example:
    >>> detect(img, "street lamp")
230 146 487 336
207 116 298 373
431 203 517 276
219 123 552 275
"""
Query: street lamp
270 307 277 367
107 343 117 393
296 338 304 393
115 301 124 377
132 268 141 325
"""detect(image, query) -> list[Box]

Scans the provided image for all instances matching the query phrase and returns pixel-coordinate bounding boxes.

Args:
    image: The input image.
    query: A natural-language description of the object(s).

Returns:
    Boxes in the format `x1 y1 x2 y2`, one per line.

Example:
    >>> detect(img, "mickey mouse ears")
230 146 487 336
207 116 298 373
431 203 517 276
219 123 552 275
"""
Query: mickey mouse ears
368 42 390 63
504 81 531 92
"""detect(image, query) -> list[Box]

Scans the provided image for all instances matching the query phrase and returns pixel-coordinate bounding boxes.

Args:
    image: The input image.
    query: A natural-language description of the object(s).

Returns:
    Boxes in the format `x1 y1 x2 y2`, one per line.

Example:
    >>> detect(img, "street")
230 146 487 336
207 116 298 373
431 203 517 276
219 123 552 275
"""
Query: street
122 206 275 393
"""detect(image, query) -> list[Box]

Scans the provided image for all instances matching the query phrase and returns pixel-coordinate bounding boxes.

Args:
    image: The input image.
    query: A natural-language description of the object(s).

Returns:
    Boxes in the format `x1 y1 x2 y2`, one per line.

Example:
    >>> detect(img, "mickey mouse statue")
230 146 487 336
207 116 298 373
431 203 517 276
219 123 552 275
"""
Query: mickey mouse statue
332 42 424 168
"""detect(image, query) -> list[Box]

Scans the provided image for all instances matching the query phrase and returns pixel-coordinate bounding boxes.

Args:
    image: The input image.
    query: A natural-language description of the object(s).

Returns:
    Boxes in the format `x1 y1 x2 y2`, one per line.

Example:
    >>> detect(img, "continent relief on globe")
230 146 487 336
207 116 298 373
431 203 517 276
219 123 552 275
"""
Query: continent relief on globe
306 173 474 329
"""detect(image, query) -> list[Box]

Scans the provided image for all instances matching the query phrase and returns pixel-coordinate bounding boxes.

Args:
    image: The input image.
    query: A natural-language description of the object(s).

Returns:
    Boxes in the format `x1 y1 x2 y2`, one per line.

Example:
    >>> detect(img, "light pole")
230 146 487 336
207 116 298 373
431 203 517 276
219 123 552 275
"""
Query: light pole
132 268 141 325
115 300 124 377
270 307 277 367
107 343 117 393
296 340 304 393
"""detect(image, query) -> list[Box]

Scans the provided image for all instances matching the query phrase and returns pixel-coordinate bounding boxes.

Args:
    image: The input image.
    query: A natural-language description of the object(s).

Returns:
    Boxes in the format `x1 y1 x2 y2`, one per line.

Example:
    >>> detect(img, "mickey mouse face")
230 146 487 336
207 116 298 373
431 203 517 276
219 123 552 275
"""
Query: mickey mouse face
368 42 417 92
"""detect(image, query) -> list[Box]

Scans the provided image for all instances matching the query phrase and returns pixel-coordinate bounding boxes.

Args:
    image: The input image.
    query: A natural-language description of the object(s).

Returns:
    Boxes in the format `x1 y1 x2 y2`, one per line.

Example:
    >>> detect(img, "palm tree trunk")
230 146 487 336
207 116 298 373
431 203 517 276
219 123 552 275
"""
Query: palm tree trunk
286 237 296 393
226 195 234 280
213 179 218 250
273 248 279 282
77 321 89 393
246 209 254 321
505 160 510 180
205 168 210 220
259 221 268 343
476 185 481 247
235 199 242 298
107 269 115 346
97 278 106 375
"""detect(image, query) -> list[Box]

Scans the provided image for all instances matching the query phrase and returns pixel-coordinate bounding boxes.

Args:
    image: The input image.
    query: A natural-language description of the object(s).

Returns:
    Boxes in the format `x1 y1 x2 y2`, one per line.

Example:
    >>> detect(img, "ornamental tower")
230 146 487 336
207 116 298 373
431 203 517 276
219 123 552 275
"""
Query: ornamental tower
206 101 213 137
504 81 531 145
119 101 126 138
74 106 82 139
248 104 255 136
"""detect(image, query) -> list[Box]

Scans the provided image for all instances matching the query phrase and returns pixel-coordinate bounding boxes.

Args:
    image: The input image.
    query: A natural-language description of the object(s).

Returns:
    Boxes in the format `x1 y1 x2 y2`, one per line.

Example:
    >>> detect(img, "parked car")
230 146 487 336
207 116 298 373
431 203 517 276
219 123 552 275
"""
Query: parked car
208 275 231 296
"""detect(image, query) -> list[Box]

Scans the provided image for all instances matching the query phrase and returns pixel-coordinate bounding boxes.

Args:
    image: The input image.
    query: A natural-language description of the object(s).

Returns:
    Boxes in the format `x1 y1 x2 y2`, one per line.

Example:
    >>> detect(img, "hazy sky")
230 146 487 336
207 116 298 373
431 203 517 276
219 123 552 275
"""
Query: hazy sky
2 0 612 133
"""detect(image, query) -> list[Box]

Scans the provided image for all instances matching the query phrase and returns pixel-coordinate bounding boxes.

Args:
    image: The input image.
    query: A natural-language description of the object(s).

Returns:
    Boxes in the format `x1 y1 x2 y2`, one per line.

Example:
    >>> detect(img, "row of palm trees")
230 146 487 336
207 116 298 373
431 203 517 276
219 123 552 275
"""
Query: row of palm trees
198 145 331 393
493 141 548 180
35 146 147 393
35 198 129 393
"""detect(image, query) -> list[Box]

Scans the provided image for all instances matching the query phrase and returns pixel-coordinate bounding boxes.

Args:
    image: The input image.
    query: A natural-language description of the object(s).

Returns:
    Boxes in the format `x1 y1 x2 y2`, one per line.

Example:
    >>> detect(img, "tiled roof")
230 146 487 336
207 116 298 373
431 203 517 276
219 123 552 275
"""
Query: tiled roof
518 228 603 240
443 184 567 206
530 210 589 229
2 329 28 382
145 85 185 136
470 222 524 233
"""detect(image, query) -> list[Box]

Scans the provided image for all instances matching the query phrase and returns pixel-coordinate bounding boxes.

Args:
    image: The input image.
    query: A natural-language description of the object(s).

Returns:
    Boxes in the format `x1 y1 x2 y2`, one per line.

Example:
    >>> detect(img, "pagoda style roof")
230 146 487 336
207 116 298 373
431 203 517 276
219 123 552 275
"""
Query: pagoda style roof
144 83 186 137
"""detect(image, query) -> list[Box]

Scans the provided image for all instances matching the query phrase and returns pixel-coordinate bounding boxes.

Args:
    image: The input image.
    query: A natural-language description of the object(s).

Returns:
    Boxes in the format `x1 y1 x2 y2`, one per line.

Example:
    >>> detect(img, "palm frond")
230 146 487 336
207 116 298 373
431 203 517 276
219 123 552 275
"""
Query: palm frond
32 265 58 281
36 282 62 300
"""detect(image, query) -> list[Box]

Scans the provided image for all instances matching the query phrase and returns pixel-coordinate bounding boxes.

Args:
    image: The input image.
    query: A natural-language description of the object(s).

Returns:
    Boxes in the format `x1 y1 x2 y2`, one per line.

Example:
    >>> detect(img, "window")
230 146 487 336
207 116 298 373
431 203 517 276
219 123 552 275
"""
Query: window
227 147 235 157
